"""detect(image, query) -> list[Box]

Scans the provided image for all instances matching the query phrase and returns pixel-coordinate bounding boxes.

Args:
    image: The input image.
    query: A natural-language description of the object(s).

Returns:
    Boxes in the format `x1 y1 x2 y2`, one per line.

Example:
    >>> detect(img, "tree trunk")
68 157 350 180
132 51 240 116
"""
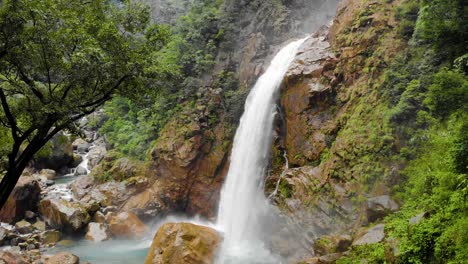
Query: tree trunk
0 137 47 210
0 167 25 210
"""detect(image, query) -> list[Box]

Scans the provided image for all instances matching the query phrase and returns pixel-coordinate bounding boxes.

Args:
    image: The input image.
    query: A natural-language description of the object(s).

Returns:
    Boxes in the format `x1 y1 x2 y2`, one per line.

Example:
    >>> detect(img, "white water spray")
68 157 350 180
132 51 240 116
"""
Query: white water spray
216 38 307 263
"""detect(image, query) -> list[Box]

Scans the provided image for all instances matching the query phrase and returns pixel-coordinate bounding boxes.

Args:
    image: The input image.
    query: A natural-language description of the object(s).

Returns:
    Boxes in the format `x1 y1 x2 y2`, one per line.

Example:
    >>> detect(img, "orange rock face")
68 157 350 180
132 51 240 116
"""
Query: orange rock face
0 177 41 223
145 222 220 264
108 211 147 238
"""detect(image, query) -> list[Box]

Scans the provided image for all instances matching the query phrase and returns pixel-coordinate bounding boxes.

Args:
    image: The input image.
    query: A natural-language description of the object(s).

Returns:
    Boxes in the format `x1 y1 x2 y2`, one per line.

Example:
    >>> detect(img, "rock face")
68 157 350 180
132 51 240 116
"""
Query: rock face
45 252 79 264
108 211 146 238
145 223 220 264
85 222 110 242
366 195 399 222
352 224 385 246
0 251 28 264
146 89 230 218
38 199 90 232
0 177 41 223
35 133 74 171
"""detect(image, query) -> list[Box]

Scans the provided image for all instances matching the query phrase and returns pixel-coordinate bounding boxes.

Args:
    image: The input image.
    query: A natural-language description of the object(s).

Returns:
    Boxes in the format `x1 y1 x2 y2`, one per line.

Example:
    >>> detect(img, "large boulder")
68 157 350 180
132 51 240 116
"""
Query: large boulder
352 224 385 246
35 133 73 171
108 211 146 239
38 199 90 232
85 222 110 242
366 195 399 222
0 176 41 223
41 230 62 245
39 169 57 180
0 251 28 264
14 220 33 234
45 252 79 264
145 222 220 264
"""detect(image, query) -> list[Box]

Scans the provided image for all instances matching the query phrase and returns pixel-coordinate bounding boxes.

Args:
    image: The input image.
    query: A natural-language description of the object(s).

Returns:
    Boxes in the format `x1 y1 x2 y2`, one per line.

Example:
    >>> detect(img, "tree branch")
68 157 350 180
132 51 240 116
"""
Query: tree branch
0 89 19 141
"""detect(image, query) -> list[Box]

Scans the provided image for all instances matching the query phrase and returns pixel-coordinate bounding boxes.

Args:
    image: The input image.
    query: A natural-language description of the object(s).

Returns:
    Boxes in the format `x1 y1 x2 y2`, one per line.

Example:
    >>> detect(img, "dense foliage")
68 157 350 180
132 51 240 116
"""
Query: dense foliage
338 0 467 263
0 0 171 207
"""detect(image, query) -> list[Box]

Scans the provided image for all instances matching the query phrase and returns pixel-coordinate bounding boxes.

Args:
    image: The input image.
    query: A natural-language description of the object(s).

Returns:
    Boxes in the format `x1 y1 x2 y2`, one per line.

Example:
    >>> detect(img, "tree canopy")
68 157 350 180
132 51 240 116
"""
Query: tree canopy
0 0 172 208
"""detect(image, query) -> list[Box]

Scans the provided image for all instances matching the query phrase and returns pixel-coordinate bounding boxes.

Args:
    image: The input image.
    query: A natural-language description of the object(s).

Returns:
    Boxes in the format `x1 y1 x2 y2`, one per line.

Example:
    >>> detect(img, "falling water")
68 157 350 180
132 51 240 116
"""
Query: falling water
216 38 307 263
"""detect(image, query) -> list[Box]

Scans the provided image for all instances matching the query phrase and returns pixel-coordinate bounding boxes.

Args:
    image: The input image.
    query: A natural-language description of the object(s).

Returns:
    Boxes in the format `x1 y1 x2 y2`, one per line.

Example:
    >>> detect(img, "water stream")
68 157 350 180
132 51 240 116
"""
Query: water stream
216 38 307 264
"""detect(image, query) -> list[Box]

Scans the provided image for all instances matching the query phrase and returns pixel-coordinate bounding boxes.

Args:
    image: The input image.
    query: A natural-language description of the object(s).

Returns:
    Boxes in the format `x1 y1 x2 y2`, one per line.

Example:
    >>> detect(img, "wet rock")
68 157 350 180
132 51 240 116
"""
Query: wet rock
352 224 385 246
71 176 94 200
108 211 146 239
145 222 220 264
38 199 90 232
45 252 79 264
14 220 33 234
366 195 399 222
92 211 106 223
0 250 28 264
35 133 73 171
85 222 110 242
0 227 8 246
32 220 46 231
41 230 61 245
314 234 352 256
0 177 41 223
40 169 57 180
76 143 91 154
70 154 83 168
87 145 107 169
45 180 55 186
74 166 88 176
24 210 36 220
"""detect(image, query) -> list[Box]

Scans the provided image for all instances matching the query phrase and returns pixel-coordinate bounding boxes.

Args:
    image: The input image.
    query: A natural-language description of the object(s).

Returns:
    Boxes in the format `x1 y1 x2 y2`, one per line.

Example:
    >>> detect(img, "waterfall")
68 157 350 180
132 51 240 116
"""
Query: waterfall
216 38 307 263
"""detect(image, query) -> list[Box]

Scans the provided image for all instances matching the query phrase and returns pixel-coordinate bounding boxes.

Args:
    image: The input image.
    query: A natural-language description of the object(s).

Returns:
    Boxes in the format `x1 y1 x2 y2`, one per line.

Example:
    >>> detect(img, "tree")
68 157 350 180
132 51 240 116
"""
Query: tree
0 0 171 209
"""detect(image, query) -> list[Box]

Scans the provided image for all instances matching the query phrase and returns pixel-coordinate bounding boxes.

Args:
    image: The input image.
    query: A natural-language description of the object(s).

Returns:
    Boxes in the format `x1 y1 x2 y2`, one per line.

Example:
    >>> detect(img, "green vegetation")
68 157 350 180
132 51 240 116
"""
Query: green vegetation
0 0 172 207
338 0 467 263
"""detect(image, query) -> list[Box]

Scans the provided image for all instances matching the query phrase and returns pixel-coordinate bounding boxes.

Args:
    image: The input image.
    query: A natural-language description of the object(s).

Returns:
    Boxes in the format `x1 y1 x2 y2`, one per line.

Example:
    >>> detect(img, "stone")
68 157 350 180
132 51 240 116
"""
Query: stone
314 234 352 256
74 166 88 176
0 251 28 264
40 169 57 180
45 180 55 186
70 176 94 200
35 133 73 170
108 211 146 239
41 230 62 245
145 222 220 264
24 210 36 220
15 220 33 234
85 222 110 242
38 199 91 232
57 239 74 247
352 224 385 246
45 252 79 264
0 227 8 246
409 212 428 225
32 220 46 231
0 177 41 223
366 195 399 222
76 143 91 154
92 211 106 223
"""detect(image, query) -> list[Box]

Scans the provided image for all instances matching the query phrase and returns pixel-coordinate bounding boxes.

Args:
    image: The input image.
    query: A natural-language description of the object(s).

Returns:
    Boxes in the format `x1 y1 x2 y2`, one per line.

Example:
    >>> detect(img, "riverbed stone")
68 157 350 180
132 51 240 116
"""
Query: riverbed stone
108 211 146 239
40 169 57 180
32 220 46 231
41 230 62 245
85 222 110 242
0 250 28 264
0 177 41 223
38 199 90 232
46 252 79 264
15 220 33 234
144 222 220 264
